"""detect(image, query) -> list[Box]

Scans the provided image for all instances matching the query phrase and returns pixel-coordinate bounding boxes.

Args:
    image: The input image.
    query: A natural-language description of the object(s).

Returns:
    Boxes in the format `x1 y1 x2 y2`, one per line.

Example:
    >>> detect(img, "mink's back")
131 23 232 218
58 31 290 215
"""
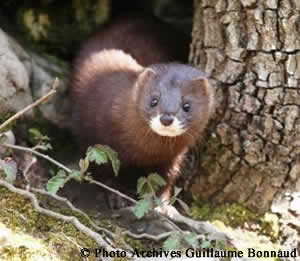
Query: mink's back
74 15 189 68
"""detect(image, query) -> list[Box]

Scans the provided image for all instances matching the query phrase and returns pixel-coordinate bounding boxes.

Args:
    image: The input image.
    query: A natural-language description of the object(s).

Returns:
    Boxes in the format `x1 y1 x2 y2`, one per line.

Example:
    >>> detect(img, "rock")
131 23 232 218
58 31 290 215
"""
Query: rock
30 53 70 129
0 27 70 130
0 28 33 119
0 131 16 157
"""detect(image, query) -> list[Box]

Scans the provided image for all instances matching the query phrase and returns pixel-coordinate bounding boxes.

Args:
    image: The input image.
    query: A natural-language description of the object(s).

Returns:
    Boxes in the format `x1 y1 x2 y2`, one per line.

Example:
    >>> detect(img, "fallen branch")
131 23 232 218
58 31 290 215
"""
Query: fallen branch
31 187 115 239
85 177 137 204
0 143 137 205
158 204 229 241
0 78 59 132
123 230 206 241
0 179 114 251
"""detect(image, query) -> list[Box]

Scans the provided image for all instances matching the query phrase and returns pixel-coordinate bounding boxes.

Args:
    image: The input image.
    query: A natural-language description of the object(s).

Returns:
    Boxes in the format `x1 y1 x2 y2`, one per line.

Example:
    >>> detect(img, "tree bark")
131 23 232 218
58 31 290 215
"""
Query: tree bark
188 0 300 212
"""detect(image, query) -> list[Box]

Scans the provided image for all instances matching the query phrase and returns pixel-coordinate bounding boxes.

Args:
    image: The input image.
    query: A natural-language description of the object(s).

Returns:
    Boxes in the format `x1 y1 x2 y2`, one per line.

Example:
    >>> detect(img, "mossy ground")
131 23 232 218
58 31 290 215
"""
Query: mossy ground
0 186 100 261
190 202 281 260
0 185 149 261
190 202 280 239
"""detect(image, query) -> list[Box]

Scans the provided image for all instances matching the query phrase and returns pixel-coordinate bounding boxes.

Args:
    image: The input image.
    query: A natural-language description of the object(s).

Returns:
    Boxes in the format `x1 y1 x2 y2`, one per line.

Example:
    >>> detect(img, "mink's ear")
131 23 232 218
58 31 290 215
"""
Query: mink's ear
192 76 215 114
191 77 211 96
136 68 156 87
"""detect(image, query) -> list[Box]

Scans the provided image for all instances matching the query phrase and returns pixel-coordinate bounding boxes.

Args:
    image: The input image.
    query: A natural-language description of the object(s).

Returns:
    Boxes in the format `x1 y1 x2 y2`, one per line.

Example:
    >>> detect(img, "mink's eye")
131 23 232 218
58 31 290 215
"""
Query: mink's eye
150 98 159 107
182 102 191 112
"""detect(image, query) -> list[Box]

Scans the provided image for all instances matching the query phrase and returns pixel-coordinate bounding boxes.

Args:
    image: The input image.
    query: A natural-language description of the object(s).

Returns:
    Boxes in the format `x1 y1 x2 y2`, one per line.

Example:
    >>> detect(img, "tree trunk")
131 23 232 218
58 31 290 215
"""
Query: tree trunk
188 0 300 211
188 0 300 252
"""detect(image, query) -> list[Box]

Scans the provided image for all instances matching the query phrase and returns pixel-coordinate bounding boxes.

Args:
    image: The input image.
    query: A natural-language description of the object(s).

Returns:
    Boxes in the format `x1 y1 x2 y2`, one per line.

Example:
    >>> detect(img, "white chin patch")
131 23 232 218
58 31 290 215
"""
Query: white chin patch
150 115 186 137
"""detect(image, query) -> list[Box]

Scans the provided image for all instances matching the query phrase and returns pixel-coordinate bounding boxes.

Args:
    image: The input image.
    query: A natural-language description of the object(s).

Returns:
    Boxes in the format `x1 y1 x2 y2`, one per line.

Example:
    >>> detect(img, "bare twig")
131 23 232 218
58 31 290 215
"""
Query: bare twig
1 143 71 173
158 205 229 241
86 177 137 204
59 232 90 261
122 230 206 241
0 143 137 205
0 179 114 250
31 187 115 239
0 78 59 132
123 230 173 241
23 156 37 189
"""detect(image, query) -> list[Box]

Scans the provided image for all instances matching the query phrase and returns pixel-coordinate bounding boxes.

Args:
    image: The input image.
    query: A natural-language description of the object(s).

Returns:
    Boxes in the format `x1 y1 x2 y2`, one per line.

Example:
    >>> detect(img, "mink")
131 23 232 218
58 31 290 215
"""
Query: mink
70 16 214 207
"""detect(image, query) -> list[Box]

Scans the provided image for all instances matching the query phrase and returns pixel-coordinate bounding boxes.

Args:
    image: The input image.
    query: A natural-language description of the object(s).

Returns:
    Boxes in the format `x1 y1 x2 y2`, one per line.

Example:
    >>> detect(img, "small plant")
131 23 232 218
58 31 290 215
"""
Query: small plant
46 145 120 195
28 128 52 151
134 173 182 219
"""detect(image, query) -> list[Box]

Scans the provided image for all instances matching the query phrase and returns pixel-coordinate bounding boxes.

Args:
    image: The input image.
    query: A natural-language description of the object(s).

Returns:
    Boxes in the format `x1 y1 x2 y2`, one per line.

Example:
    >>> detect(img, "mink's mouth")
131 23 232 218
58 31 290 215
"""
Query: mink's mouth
149 115 186 137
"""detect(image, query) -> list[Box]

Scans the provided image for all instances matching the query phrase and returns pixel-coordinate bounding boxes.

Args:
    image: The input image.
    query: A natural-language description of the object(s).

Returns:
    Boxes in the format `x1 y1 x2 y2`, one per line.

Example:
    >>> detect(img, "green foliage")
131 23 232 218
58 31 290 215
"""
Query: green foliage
137 177 147 194
87 146 108 165
95 145 120 176
184 232 198 248
148 173 166 190
45 144 120 195
136 173 166 196
161 233 227 251
47 170 67 195
28 128 52 151
86 145 120 176
69 170 82 181
0 159 17 184
28 128 47 142
200 239 212 249
46 169 66 195
134 195 153 219
190 202 279 239
134 173 182 219
216 239 227 250
190 202 259 227
163 233 181 250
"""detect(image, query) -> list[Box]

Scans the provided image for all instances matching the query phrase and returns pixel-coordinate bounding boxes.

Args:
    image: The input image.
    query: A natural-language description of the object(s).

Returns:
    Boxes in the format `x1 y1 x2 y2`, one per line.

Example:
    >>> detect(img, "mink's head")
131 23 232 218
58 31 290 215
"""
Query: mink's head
133 64 214 140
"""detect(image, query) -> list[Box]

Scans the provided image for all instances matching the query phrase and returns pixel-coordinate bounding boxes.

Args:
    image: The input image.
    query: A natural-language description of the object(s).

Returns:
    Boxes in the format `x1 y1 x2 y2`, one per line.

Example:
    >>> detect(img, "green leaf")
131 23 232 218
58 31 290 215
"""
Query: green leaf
69 170 82 181
148 173 166 186
87 146 108 165
137 177 147 195
200 240 212 249
28 128 43 141
96 145 120 176
47 170 67 195
216 240 226 250
148 173 166 192
184 232 198 248
163 234 181 251
0 159 17 184
168 186 182 205
134 197 153 219
38 143 53 151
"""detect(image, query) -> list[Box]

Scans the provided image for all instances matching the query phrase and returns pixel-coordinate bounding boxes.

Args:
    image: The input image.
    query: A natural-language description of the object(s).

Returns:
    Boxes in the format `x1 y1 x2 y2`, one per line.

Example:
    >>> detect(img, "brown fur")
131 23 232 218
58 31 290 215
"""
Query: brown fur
70 16 214 202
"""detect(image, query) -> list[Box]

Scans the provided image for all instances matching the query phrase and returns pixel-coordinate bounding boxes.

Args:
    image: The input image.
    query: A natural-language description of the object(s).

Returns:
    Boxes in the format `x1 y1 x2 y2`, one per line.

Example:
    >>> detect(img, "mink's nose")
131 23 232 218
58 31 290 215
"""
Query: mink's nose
160 114 174 126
